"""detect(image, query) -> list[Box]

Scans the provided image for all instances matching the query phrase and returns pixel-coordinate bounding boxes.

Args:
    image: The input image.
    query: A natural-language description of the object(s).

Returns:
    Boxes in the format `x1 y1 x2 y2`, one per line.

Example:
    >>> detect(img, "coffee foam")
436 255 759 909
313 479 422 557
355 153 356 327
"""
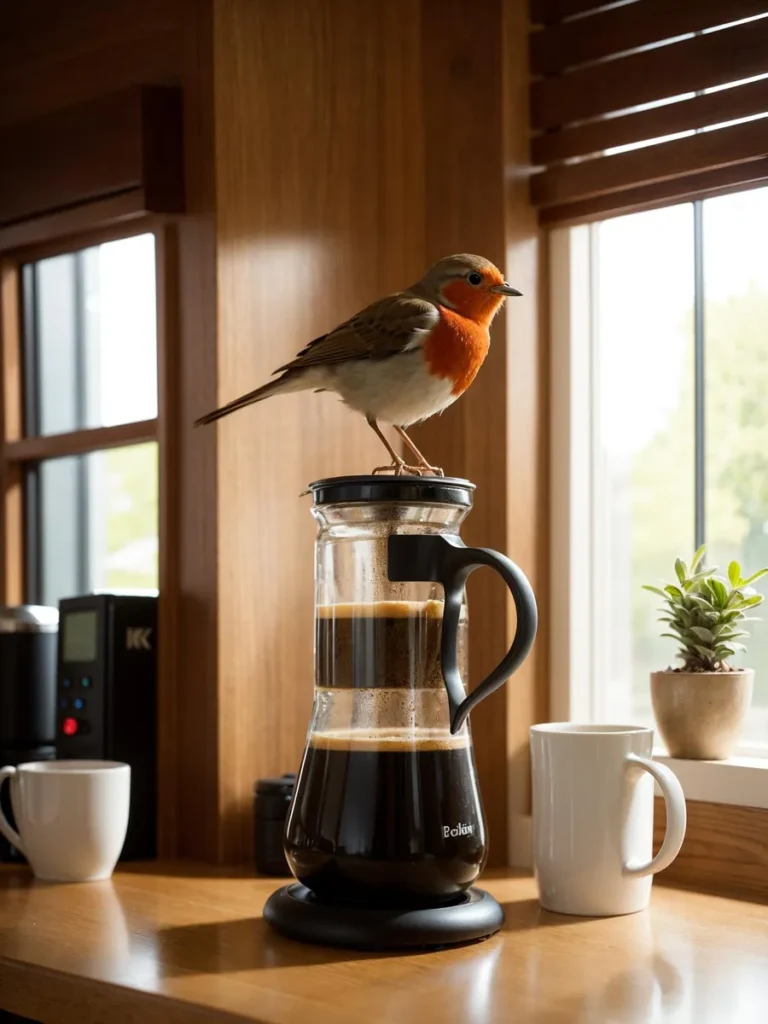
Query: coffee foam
317 600 445 620
308 727 470 752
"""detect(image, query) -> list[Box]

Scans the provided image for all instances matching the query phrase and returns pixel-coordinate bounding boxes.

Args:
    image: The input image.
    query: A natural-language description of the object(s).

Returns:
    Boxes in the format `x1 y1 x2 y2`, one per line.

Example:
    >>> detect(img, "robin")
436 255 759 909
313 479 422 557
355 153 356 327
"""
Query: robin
195 254 521 475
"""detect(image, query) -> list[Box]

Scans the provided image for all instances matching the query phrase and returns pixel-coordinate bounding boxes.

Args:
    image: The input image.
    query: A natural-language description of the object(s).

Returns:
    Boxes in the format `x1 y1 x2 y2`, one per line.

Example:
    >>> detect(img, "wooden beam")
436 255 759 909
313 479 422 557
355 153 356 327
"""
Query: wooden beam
0 192 154 257
530 0 614 23
0 263 24 604
3 419 158 463
155 223 181 860
504 0 549 862
0 86 184 227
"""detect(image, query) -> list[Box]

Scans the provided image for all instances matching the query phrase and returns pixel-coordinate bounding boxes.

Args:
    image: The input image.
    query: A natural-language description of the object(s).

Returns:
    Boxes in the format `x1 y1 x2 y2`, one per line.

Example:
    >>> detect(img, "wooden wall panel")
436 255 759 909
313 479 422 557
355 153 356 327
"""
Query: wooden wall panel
503 0 549 860
411 0 546 867
654 797 768 902
213 0 424 861
415 0 509 868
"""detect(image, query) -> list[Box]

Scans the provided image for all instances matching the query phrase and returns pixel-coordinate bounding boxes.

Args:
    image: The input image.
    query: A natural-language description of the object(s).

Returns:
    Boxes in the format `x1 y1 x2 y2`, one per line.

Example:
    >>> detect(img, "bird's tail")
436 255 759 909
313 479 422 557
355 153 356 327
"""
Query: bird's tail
194 370 307 427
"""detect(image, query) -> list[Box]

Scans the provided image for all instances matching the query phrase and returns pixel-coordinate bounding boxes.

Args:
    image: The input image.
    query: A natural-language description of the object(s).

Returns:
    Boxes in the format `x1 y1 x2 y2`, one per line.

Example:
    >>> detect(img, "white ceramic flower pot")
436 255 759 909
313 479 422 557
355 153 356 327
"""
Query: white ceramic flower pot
650 669 754 760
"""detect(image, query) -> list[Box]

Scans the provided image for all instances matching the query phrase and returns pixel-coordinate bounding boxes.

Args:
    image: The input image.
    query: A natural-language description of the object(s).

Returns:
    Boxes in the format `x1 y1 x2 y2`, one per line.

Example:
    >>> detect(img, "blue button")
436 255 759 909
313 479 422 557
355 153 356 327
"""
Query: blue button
80 677 92 688
59 697 68 709
62 678 72 689
73 697 85 711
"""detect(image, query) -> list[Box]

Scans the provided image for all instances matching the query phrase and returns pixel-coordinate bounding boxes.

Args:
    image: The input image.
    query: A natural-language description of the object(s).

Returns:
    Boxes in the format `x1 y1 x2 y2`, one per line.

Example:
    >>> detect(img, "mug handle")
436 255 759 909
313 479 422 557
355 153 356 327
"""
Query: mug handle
622 753 686 877
0 766 24 854
388 534 538 733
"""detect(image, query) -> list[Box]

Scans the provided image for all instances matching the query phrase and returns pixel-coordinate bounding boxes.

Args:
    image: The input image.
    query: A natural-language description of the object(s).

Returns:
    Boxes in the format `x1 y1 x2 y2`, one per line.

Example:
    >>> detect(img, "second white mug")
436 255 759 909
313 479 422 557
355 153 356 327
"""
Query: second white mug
0 760 130 883
530 724 686 916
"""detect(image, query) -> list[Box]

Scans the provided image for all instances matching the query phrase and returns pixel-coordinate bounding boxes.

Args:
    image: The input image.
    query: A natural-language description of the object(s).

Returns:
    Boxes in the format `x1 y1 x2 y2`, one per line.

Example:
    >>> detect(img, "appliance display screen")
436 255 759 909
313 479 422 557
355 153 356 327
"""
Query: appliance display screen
63 610 98 663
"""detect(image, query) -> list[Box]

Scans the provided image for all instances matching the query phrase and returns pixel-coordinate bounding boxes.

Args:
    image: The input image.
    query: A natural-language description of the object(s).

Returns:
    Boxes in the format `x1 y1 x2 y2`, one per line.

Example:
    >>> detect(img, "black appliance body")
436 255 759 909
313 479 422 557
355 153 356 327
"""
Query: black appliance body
0 605 58 862
55 594 157 860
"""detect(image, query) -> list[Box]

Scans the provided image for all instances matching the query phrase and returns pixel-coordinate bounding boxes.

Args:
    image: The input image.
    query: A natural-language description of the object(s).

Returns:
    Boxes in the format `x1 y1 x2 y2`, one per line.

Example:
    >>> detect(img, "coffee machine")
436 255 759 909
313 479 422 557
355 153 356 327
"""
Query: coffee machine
264 476 537 949
0 605 58 861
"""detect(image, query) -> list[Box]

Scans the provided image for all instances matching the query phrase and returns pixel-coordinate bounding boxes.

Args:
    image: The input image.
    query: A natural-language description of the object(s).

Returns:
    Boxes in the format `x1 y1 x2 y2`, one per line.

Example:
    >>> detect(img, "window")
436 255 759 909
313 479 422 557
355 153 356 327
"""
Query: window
24 234 158 435
6 233 159 610
553 186 768 754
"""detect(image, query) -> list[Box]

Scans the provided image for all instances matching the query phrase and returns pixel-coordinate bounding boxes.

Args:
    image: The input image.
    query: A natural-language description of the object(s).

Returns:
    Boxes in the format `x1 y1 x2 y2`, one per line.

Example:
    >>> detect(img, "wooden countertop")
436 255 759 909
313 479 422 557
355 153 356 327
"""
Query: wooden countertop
1 864 767 1024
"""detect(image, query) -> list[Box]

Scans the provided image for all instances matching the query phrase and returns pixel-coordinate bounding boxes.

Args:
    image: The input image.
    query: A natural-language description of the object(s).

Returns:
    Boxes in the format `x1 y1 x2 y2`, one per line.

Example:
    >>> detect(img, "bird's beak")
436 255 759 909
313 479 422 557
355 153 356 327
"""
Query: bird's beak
490 282 523 296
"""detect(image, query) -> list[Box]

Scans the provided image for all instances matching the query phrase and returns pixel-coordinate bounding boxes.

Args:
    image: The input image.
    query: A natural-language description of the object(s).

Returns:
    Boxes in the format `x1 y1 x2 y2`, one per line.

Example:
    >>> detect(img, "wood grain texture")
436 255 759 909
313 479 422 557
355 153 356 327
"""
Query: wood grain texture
531 17 768 130
155 223 181 859
532 76 768 165
0 265 21 444
2 864 768 1024
0 263 23 604
213 0 420 861
414 0 508 866
654 797 768 902
504 0 550 845
0 0 219 861
532 117 768 207
530 0 768 75
404 0 547 865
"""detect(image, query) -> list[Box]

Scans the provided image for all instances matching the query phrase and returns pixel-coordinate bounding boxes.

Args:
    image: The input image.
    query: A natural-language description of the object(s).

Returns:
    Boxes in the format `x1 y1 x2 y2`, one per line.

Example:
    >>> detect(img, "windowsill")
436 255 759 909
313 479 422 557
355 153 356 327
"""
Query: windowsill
511 751 768 869
654 748 768 809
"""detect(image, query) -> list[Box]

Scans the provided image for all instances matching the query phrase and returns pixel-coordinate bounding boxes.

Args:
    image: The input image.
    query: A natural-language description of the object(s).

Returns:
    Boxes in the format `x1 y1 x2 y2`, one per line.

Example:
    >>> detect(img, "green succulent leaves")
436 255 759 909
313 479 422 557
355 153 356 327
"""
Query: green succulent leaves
643 547 768 672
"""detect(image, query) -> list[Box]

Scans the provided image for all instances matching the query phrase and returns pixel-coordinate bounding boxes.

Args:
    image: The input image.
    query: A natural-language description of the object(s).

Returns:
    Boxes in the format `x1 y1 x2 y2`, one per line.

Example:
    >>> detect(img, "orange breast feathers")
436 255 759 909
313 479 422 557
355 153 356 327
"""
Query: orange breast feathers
422 308 491 396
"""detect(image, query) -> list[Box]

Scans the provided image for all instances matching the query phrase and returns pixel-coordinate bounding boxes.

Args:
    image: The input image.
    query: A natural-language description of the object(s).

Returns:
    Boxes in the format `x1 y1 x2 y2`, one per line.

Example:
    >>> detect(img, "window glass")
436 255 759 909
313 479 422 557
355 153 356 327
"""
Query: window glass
704 187 768 743
27 233 157 436
32 442 158 607
594 205 695 723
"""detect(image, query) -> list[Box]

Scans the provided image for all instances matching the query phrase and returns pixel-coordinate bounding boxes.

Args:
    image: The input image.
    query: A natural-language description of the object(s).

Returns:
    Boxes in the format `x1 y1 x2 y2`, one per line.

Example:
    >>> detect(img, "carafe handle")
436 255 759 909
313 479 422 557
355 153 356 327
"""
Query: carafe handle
388 534 538 733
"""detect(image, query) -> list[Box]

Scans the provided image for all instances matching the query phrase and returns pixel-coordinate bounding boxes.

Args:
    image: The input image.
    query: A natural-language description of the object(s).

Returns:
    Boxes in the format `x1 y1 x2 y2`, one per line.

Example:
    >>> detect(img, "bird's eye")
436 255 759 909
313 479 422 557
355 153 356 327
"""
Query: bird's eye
467 272 483 286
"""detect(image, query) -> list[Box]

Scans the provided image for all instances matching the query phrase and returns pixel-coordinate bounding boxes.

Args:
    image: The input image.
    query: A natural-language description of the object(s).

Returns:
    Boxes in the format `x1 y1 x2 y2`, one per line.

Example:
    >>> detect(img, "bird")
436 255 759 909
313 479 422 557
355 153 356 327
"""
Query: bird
194 254 522 475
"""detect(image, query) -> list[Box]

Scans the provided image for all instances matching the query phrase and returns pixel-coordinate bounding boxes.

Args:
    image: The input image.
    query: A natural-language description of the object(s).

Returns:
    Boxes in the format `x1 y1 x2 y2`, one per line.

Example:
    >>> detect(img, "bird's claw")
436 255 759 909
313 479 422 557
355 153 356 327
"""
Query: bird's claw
371 460 444 478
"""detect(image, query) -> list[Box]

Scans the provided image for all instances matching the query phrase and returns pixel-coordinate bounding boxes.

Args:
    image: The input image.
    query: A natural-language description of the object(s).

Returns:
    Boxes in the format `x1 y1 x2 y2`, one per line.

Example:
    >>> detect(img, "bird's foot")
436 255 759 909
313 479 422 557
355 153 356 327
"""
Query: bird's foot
418 463 445 477
372 458 428 477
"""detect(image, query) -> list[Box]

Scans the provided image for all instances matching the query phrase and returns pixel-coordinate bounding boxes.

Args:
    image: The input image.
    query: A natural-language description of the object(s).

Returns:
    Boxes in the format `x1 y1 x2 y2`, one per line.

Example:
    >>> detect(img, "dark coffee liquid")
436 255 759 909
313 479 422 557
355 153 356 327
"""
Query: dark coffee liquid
316 601 466 689
285 730 486 906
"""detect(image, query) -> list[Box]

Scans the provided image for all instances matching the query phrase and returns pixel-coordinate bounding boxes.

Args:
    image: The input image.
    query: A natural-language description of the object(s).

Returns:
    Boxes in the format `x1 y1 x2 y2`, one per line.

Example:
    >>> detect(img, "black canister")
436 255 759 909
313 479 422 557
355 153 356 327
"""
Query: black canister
0 605 59 754
254 773 295 876
0 604 58 862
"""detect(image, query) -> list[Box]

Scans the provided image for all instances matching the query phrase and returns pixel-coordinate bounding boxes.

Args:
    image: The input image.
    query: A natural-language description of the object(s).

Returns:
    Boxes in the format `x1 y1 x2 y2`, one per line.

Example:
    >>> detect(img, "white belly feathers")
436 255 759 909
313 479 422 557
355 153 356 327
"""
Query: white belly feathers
321 351 458 426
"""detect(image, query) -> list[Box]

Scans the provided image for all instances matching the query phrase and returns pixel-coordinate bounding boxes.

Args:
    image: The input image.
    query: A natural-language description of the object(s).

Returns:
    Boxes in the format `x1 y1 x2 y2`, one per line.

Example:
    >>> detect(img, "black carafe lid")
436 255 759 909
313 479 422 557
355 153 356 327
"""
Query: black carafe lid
308 475 475 508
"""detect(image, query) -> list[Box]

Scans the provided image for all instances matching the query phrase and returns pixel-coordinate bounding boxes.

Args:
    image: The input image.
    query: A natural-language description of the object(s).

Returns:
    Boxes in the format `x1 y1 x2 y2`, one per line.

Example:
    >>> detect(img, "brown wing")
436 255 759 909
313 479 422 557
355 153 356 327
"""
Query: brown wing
274 292 439 374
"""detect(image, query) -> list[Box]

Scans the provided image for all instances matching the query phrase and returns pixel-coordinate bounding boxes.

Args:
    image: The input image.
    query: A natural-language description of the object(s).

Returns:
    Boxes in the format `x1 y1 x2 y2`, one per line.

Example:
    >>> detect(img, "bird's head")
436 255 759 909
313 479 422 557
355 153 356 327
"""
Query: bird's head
412 254 522 326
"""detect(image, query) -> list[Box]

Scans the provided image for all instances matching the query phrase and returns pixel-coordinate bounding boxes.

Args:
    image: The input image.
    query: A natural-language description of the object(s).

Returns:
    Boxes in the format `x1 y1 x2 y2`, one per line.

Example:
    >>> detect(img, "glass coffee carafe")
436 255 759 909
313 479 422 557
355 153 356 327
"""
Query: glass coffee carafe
284 475 537 909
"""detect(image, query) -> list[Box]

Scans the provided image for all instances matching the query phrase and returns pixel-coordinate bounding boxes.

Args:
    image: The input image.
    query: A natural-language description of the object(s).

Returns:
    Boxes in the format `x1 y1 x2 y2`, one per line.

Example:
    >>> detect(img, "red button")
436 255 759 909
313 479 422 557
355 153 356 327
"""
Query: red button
62 717 78 736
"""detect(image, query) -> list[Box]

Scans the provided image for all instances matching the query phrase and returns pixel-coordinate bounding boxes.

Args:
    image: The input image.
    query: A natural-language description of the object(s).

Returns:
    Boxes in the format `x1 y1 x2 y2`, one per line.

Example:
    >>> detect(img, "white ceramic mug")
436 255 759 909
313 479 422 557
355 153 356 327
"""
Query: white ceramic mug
530 724 687 916
0 760 130 882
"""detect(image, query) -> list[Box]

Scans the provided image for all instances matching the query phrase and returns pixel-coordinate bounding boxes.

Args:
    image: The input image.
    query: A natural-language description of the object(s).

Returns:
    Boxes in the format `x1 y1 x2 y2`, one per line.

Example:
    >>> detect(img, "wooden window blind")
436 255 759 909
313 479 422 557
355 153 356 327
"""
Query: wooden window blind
529 0 768 224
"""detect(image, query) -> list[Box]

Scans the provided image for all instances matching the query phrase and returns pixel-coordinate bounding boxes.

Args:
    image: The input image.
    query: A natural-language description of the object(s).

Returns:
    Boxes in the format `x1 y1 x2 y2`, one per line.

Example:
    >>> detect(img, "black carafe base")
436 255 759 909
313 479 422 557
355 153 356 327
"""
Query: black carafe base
264 884 504 950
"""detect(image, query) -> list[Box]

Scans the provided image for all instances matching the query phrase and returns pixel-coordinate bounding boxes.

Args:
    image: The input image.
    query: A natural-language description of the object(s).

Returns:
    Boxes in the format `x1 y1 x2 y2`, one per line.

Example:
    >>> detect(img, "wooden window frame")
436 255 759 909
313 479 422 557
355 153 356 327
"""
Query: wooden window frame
548 213 768 901
0 216 169 605
0 211 179 861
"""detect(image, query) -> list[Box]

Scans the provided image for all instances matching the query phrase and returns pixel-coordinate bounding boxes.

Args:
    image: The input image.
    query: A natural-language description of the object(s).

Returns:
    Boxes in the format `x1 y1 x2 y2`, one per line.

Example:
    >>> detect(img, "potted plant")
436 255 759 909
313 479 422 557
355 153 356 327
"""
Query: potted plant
644 545 768 759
